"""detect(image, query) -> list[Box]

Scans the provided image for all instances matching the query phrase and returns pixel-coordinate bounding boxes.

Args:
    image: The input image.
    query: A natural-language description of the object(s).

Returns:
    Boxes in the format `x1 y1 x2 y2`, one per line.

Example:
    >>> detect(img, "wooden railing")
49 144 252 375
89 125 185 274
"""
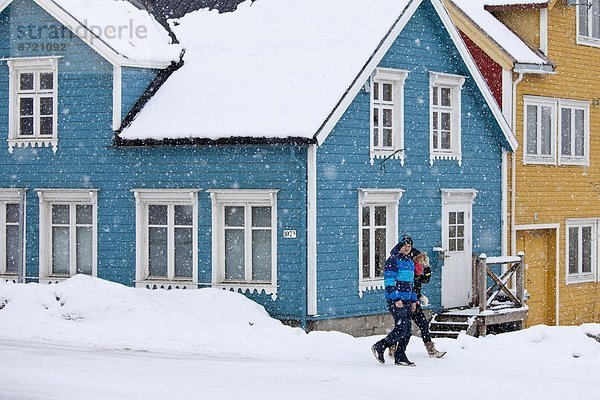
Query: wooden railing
474 252 525 313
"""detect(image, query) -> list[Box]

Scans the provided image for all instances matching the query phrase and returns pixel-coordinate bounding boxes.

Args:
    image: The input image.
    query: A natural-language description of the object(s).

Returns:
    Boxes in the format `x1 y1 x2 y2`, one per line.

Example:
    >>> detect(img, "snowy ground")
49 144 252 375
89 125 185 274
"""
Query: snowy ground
1 276 599 400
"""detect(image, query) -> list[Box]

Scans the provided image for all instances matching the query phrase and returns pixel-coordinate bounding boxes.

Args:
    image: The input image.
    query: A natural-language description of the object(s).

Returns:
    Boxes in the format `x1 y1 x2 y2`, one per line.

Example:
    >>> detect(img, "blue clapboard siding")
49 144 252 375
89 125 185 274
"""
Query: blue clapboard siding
0 0 308 320
121 67 159 118
313 0 506 319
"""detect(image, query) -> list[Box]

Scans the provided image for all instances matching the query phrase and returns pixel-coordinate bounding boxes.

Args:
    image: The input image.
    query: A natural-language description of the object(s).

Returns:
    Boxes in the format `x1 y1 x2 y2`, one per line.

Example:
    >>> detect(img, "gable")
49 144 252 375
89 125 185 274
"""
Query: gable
0 0 180 68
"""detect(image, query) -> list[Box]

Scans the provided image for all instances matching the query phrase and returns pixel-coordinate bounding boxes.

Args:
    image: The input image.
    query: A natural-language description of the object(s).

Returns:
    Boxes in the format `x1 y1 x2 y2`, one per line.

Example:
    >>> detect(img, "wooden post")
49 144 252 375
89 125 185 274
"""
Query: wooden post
516 251 525 306
478 254 487 313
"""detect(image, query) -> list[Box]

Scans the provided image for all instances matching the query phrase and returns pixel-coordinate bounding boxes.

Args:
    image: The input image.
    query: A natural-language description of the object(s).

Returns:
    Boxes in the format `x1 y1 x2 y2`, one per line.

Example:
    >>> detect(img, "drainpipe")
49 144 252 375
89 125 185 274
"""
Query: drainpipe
510 72 523 259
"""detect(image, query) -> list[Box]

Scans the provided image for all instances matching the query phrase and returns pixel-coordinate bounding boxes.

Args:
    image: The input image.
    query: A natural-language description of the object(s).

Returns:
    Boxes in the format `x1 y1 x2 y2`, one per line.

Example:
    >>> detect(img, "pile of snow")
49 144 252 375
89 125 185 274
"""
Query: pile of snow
1 276 600 399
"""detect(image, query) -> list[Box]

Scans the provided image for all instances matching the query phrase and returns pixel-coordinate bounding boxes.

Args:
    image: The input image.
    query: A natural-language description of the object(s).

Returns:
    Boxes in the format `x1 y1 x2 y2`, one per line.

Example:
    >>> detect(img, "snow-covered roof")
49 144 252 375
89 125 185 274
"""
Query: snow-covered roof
449 0 550 66
120 0 414 141
483 0 548 6
0 0 181 67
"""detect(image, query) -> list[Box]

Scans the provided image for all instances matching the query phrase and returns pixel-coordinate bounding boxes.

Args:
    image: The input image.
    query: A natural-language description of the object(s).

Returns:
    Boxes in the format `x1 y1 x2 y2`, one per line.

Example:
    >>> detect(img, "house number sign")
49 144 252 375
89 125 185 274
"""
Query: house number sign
283 230 297 239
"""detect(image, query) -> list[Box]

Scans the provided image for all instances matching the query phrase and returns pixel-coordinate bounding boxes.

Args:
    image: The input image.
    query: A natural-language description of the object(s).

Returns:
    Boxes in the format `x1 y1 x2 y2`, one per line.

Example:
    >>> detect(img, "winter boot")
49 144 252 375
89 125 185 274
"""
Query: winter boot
371 342 386 364
388 343 397 358
425 341 446 358
394 350 416 367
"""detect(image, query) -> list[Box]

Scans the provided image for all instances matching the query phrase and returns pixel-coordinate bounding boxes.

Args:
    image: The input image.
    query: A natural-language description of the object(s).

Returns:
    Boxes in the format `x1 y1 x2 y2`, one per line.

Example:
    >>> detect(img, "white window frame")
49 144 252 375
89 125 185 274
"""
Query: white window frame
7 57 59 153
523 96 590 166
558 100 590 166
429 72 465 166
357 189 404 297
369 68 408 165
37 189 98 283
0 189 26 280
209 189 278 300
576 1 600 47
565 219 598 285
133 189 199 289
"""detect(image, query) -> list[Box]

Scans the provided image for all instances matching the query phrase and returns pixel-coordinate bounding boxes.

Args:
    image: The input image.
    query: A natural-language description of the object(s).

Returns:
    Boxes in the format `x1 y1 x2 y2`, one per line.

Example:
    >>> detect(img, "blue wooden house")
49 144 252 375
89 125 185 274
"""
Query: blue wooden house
0 0 517 335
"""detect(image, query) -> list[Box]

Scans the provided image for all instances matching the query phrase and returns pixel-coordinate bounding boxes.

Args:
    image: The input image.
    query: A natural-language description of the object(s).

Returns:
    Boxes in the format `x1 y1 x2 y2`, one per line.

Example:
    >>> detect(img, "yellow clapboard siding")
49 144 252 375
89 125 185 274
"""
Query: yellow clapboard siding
504 3 600 325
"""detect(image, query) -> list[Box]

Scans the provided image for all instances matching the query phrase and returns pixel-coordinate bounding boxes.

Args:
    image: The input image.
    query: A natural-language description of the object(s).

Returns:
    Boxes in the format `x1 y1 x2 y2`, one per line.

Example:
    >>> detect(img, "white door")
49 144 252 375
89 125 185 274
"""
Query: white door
440 190 475 309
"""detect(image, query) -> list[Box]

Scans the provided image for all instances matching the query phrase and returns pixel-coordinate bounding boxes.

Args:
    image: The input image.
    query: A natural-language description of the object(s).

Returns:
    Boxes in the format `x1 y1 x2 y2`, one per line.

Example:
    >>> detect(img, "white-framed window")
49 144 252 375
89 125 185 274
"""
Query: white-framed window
369 68 408 164
133 189 199 289
523 96 589 166
429 72 465 166
357 189 404 297
37 189 98 282
577 1 600 46
209 189 278 299
565 219 598 284
0 189 25 279
7 57 59 153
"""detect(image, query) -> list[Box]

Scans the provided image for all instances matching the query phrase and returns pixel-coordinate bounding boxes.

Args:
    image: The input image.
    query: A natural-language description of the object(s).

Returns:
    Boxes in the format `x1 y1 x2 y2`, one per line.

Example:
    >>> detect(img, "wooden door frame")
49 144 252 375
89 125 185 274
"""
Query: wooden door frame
514 223 560 325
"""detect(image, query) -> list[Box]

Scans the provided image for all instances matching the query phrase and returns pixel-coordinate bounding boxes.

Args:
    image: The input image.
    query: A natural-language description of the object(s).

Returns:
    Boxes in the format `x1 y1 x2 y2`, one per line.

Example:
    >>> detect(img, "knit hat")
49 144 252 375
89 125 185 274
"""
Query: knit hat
398 234 413 247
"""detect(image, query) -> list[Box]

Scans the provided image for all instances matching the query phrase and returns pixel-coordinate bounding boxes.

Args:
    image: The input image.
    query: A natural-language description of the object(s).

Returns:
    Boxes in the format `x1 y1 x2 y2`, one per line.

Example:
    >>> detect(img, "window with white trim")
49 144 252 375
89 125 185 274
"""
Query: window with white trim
7 58 59 152
523 96 589 165
578 1 600 45
209 190 278 299
0 189 25 278
566 219 598 284
429 72 465 165
37 189 97 281
370 68 408 164
358 189 403 297
133 190 199 287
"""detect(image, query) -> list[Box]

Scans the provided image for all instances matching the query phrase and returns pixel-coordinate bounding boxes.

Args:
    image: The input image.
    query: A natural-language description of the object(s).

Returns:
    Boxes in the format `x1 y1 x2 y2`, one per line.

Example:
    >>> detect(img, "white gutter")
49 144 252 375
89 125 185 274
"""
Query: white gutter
307 144 317 316
511 72 523 290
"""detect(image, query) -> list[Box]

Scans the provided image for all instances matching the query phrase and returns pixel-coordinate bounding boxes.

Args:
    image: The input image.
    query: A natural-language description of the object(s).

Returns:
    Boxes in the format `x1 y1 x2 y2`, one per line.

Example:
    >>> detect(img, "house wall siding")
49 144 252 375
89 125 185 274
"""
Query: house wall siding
121 67 159 119
313 1 507 319
0 0 308 320
508 3 600 325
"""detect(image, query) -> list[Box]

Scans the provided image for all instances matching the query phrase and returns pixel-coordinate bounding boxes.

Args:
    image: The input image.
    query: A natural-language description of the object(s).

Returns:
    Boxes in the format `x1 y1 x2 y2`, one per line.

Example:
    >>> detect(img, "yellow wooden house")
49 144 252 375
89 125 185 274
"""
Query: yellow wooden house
445 0 600 327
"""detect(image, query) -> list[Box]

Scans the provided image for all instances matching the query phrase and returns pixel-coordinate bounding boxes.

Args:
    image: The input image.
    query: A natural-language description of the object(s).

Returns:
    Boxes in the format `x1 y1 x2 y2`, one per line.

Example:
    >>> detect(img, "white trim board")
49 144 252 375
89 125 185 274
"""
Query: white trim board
315 0 517 152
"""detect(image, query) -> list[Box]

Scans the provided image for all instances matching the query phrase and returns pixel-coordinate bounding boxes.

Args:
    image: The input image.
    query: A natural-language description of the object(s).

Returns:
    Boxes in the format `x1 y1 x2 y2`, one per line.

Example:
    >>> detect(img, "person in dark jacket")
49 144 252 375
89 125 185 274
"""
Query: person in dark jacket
371 234 418 366
407 253 446 358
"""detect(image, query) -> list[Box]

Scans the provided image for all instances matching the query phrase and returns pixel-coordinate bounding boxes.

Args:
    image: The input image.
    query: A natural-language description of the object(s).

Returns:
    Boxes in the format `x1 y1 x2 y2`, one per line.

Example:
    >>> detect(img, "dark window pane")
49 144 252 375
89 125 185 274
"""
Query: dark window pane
52 205 70 225
148 227 168 277
6 204 19 224
252 230 271 281
575 109 585 157
374 206 386 226
579 4 589 36
362 228 370 278
39 117 53 136
76 205 92 225
456 238 464 251
252 207 271 228
374 228 386 278
225 229 245 280
457 212 464 224
383 108 392 128
449 212 456 225
19 117 34 136
561 108 571 156
541 106 552 155
76 226 93 275
225 206 244 227
19 73 34 91
174 205 193 226
582 227 592 274
175 227 193 278
383 129 393 147
441 130 451 150
52 226 70 275
526 105 538 155
433 86 439 106
148 205 167 225
20 97 33 116
569 227 579 274
40 97 53 115
39 72 54 90
373 82 379 101
383 83 392 102
441 87 451 107
449 226 457 239
6 225 20 274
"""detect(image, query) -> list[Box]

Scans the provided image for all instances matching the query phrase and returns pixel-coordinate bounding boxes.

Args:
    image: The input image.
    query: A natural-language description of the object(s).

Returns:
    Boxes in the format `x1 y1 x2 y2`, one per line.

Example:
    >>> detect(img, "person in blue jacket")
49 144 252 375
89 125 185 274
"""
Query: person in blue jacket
371 234 418 366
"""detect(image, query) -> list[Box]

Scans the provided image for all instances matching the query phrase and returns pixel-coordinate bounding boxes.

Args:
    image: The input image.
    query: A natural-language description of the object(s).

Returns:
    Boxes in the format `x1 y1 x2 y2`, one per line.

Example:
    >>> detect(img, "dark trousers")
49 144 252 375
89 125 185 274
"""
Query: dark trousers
411 303 432 343
380 302 412 356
